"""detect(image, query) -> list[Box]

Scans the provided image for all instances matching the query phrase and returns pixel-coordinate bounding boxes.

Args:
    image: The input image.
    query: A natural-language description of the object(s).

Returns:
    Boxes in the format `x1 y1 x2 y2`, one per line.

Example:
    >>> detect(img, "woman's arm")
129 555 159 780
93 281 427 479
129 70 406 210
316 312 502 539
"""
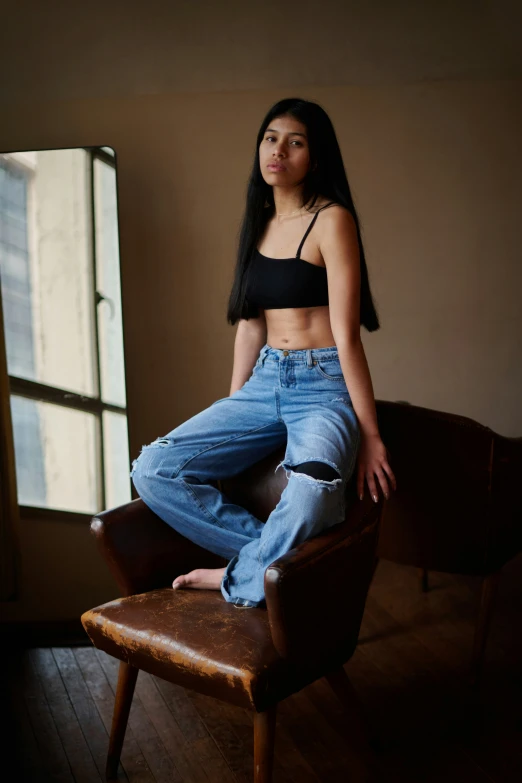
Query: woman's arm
229 311 267 395
319 208 378 430
320 207 396 503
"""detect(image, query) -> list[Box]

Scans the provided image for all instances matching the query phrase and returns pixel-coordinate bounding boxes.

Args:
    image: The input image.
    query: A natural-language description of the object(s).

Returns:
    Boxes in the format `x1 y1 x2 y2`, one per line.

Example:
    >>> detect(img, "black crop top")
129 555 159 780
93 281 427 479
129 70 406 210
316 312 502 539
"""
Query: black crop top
244 202 337 315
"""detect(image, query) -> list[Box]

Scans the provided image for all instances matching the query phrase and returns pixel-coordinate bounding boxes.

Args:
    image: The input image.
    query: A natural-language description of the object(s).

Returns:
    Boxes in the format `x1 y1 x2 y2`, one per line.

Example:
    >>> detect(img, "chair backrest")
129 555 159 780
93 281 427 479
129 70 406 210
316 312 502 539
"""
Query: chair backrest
375 400 522 574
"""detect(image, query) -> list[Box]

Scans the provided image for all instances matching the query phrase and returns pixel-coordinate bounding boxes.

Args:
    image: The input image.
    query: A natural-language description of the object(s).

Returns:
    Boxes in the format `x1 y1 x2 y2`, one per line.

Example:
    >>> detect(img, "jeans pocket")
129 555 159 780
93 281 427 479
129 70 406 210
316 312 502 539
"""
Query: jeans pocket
314 358 345 381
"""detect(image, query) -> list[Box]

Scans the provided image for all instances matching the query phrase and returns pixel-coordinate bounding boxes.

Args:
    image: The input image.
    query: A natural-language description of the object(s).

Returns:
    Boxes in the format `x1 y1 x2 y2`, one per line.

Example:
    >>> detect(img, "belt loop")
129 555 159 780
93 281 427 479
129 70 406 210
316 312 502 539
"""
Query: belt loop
260 344 269 366
306 349 313 368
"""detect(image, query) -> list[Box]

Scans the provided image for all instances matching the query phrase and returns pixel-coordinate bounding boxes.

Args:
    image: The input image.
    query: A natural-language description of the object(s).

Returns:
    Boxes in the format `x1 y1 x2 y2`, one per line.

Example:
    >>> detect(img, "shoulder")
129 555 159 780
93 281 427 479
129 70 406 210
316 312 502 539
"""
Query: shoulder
312 201 354 225
316 205 359 270
318 202 352 218
317 203 357 240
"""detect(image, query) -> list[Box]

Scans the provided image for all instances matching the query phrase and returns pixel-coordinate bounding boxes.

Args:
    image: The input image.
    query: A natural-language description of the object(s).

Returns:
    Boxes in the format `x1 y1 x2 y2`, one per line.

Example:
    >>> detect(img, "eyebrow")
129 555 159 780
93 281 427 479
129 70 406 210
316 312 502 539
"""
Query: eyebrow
265 128 307 138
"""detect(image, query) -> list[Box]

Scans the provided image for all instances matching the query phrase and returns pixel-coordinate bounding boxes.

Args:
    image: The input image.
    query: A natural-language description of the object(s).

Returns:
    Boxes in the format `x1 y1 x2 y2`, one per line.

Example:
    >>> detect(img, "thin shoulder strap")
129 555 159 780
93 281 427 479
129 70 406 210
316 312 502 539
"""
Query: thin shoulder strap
296 202 337 259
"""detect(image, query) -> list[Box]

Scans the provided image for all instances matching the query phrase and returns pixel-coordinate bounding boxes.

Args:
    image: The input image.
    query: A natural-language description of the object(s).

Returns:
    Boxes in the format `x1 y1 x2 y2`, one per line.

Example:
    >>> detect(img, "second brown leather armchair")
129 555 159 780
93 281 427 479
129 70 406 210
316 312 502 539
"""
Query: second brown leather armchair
374 400 522 685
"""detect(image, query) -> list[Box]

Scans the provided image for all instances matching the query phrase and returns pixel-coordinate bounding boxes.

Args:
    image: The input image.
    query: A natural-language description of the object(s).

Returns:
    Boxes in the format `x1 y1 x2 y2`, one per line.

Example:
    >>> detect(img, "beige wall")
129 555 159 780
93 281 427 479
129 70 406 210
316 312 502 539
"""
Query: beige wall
0 515 118 623
1 3 521 621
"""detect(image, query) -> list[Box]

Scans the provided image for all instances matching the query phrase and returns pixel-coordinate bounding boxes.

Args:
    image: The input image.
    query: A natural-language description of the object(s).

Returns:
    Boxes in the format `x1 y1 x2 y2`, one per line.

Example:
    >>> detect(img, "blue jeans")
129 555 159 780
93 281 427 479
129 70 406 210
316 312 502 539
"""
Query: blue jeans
130 343 360 608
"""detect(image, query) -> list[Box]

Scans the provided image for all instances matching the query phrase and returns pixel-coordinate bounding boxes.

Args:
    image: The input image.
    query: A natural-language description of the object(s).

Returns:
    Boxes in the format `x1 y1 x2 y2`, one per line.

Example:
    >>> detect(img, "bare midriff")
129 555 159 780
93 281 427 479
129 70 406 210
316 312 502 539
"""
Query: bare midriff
265 305 337 350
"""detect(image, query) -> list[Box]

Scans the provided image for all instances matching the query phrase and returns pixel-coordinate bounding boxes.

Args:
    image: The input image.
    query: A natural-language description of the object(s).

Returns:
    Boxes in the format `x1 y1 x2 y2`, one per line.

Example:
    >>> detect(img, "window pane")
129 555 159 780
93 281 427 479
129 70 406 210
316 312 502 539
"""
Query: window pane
9 395 46 507
0 150 96 396
94 158 126 407
10 395 99 514
103 410 131 509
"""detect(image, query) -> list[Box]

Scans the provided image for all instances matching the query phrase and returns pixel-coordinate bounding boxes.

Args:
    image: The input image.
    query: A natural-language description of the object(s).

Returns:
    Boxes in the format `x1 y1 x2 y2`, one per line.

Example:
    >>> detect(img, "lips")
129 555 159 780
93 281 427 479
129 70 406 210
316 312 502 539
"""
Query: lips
268 164 286 171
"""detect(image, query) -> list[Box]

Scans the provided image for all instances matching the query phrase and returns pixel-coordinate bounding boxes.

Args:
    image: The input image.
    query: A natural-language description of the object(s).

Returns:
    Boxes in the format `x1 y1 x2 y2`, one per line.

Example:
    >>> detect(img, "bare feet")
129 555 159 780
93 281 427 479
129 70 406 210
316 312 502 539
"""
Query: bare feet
172 566 226 592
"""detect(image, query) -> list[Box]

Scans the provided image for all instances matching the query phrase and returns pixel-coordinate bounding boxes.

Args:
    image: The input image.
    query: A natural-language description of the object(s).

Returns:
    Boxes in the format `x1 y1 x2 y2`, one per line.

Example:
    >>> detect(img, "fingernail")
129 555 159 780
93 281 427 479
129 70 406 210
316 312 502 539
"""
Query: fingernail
359 494 363 501
172 583 180 590
373 495 378 502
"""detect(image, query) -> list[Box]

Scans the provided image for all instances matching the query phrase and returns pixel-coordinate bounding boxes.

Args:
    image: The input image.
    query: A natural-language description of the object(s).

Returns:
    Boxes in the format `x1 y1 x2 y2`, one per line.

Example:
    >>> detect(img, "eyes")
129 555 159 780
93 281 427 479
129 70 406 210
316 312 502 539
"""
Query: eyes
264 136 303 147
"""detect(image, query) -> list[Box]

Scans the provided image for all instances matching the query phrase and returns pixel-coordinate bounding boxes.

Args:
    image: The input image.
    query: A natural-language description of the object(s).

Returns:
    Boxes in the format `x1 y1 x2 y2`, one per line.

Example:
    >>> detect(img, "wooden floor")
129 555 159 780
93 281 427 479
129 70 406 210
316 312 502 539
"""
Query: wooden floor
3 557 522 782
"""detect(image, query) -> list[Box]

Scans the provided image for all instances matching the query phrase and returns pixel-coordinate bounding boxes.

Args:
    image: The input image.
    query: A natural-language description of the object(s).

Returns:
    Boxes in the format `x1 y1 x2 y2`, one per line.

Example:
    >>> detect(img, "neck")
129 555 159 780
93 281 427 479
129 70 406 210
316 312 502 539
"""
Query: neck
272 186 307 218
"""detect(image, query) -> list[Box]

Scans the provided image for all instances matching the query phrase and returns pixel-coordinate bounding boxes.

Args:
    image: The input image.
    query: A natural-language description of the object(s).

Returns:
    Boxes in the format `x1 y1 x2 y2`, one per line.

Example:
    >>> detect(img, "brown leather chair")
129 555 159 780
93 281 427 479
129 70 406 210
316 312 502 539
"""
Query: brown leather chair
374 400 522 685
81 444 383 783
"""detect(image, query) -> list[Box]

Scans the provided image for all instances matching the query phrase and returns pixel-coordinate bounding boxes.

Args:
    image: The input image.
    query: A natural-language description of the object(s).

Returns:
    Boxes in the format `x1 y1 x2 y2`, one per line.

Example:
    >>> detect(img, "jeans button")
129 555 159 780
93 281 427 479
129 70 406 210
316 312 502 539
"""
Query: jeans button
283 350 289 356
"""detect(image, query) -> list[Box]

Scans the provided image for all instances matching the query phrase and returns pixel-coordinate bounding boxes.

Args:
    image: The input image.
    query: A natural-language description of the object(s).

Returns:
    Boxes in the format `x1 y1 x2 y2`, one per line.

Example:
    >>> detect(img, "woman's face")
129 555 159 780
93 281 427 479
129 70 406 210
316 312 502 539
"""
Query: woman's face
259 115 312 186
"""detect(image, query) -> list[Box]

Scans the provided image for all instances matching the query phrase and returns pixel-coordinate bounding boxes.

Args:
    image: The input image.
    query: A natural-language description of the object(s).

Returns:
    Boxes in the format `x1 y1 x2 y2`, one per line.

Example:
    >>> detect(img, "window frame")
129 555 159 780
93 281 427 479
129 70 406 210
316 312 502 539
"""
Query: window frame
1 145 127 522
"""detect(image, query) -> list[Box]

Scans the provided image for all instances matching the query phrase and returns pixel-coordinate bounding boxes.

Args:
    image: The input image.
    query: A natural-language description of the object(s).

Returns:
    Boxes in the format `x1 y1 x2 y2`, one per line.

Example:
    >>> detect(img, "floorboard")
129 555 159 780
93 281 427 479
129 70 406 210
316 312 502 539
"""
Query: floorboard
3 555 521 782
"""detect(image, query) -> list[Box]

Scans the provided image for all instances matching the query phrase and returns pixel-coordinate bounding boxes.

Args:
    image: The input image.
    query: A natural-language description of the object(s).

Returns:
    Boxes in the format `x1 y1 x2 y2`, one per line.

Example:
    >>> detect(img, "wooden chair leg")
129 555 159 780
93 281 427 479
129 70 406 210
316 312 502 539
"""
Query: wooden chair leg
253 704 277 783
324 665 381 752
470 570 501 687
419 567 429 592
106 661 139 781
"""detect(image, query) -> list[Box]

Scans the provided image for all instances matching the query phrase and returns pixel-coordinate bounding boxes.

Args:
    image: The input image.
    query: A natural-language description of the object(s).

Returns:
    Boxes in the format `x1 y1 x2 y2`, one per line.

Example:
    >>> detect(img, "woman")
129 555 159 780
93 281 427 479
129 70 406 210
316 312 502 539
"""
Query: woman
130 97 396 608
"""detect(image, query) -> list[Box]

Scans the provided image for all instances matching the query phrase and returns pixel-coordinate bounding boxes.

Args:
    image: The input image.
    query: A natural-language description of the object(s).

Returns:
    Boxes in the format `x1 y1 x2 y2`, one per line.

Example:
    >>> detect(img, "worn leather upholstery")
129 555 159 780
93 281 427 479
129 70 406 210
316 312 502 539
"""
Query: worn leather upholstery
375 401 522 574
82 443 382 712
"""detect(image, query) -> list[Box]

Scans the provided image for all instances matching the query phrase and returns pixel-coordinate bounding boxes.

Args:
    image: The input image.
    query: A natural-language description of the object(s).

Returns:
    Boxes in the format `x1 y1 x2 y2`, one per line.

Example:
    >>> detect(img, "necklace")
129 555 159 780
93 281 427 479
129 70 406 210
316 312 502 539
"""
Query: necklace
276 207 304 217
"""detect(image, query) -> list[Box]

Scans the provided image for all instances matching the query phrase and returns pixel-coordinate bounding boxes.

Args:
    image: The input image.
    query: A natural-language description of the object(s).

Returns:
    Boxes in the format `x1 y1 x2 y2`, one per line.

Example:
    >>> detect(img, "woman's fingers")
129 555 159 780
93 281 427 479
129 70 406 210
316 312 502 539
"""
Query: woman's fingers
374 466 391 499
366 464 395 502
358 456 397 501
356 439 397 503
366 473 379 502
383 448 397 490
382 461 397 491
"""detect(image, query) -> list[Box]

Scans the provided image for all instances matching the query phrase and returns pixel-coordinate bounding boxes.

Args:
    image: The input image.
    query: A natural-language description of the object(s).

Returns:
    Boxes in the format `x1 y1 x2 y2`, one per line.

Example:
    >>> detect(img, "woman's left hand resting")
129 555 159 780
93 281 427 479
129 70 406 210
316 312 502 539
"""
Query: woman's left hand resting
356 432 396 502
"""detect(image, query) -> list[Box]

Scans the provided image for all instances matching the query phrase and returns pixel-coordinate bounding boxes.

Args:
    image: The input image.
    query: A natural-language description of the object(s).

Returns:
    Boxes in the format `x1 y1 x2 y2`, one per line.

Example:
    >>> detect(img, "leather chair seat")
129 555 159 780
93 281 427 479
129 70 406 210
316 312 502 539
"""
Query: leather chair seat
82 586 319 712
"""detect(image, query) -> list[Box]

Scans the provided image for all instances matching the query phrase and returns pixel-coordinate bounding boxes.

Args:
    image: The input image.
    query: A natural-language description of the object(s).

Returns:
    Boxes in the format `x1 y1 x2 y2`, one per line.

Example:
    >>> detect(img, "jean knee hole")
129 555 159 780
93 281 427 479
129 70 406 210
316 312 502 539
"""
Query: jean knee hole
290 461 340 483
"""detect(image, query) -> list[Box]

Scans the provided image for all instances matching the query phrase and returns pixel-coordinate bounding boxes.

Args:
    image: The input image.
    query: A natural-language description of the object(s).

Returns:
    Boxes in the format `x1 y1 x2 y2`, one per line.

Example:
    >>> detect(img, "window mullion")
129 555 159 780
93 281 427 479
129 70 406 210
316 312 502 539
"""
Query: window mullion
8 375 126 416
88 148 106 512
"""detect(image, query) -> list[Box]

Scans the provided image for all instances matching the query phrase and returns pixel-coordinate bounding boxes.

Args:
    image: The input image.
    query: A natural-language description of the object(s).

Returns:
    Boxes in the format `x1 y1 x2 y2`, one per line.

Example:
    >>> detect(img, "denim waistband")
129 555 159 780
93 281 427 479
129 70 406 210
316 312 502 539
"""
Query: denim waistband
259 343 340 366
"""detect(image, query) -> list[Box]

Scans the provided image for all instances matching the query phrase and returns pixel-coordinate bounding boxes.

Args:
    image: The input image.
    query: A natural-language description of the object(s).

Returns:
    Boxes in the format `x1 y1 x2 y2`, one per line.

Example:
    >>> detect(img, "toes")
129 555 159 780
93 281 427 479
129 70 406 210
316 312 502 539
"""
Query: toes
173 570 200 590
172 575 186 590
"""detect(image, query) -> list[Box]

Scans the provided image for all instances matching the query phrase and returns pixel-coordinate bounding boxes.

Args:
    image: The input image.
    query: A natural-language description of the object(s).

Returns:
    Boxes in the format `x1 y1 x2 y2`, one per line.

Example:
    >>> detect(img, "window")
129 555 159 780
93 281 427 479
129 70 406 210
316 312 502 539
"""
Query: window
0 146 129 516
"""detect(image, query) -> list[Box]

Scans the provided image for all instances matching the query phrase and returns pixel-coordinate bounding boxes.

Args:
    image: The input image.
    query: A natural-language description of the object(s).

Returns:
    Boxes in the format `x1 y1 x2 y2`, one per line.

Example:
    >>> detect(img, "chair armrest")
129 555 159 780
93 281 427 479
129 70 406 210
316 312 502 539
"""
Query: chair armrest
90 497 227 596
264 493 382 664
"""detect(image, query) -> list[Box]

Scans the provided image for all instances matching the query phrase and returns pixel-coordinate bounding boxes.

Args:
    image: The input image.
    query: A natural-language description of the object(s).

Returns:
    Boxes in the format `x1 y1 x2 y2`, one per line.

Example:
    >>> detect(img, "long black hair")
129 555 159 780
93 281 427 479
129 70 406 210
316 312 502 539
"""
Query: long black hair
226 97 380 332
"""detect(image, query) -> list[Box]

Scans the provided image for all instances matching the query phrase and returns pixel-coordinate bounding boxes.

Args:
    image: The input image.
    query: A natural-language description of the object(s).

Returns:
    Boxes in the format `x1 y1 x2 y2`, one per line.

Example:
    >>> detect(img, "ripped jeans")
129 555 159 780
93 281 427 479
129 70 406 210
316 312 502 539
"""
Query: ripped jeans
130 343 360 608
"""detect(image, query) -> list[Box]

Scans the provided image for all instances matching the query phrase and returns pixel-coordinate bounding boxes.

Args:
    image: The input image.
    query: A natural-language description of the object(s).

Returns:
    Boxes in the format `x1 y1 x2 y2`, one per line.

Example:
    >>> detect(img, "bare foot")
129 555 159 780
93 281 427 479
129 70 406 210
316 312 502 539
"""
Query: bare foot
172 566 226 591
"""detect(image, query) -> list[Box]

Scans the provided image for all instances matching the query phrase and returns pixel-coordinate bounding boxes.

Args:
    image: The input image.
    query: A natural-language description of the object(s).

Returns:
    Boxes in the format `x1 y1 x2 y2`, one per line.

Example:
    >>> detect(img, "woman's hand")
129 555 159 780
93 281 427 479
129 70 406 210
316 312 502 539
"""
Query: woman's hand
356 432 396 502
